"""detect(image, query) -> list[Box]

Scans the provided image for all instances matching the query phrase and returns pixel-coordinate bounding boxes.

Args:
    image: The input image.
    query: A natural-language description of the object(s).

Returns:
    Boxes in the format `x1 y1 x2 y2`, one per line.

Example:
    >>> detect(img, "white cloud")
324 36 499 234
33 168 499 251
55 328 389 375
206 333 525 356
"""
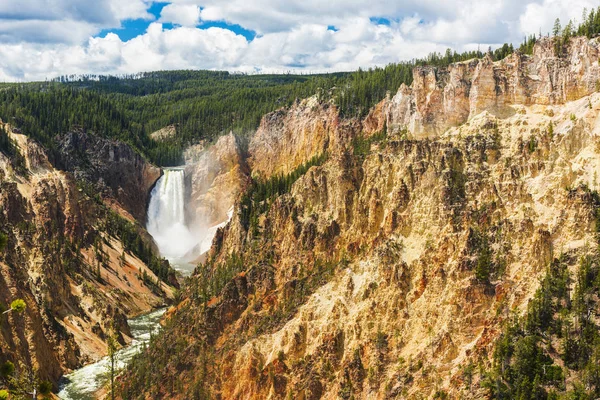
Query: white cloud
0 0 153 43
109 0 154 22
191 0 463 34
0 24 249 81
0 18 100 44
0 0 595 81
519 0 597 37
159 4 201 26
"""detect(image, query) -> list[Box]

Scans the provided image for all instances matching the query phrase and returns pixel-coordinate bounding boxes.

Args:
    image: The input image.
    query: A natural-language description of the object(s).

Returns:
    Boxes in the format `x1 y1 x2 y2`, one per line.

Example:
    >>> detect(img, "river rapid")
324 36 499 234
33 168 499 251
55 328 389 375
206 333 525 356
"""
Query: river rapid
58 167 218 398
57 308 165 400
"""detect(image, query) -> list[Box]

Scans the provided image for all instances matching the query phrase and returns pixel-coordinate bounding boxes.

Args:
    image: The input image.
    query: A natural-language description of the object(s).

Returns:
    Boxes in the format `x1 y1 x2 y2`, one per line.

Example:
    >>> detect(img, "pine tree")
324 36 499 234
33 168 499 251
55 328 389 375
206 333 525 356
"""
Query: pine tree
106 324 120 400
553 18 562 37
0 233 6 253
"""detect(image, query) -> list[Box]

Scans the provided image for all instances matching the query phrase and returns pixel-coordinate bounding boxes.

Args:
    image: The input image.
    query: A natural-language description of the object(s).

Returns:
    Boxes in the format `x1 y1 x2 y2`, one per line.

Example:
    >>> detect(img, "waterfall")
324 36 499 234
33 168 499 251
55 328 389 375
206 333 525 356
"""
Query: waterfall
146 168 197 261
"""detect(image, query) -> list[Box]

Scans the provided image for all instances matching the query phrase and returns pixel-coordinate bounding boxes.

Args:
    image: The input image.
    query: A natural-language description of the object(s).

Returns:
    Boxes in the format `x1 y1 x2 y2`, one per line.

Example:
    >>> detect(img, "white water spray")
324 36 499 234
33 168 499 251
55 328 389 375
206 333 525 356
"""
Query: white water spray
146 169 197 261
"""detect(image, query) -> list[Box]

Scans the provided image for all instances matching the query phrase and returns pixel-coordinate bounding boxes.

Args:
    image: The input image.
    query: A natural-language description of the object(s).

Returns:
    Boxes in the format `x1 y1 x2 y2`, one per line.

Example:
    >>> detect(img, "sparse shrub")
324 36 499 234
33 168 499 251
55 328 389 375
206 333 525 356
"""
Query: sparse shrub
239 152 328 232
338 378 353 400
411 359 424 372
528 136 537 153
9 299 26 314
462 362 475 389
322 359 334 381
352 129 387 158
39 380 53 395
102 209 175 284
375 331 388 352
0 233 6 253
433 390 449 399
446 152 467 207
0 361 14 377
0 126 27 175
2 299 26 316
473 231 492 284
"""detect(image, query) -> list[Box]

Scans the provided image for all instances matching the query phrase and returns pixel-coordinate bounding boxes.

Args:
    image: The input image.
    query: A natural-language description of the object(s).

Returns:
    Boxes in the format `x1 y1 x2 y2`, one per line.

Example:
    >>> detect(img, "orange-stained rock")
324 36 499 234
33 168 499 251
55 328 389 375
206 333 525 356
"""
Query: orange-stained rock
365 37 600 139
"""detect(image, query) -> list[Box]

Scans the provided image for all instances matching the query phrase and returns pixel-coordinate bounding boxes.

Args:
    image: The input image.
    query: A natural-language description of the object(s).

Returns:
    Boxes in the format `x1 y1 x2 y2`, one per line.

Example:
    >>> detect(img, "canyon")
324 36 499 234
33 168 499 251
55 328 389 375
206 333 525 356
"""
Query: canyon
0 113 249 396
2 34 600 399
120 36 600 399
0 127 175 390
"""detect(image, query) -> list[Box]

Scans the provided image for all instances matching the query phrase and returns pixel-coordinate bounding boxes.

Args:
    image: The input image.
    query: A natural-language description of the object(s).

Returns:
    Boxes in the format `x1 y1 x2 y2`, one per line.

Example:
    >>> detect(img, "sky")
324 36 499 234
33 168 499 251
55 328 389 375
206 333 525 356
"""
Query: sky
0 0 596 81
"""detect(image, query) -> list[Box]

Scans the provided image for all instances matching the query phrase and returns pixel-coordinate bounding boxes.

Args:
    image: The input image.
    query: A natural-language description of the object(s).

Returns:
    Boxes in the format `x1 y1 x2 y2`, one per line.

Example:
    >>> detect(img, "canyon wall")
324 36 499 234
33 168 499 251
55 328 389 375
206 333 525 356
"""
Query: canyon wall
248 96 349 179
55 130 161 222
0 128 174 387
365 36 600 139
123 37 600 399
184 133 249 229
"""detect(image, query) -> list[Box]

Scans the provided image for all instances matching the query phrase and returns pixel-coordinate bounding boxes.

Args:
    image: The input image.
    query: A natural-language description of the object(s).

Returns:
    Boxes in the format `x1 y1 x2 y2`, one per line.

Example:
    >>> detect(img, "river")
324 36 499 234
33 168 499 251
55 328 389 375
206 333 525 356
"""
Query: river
57 257 196 399
58 167 212 398
57 308 166 400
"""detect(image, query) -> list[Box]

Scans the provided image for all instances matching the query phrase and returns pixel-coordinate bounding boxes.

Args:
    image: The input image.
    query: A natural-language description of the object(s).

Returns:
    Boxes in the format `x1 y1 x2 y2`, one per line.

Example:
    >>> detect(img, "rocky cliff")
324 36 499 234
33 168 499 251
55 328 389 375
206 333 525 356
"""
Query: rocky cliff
365 37 600 139
248 96 347 179
0 127 174 388
122 37 600 399
184 133 249 229
55 130 161 222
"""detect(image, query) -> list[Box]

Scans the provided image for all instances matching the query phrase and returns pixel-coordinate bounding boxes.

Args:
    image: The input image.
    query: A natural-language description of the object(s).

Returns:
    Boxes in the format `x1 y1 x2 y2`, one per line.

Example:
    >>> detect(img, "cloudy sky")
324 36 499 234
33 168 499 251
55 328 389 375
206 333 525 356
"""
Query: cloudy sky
0 0 595 81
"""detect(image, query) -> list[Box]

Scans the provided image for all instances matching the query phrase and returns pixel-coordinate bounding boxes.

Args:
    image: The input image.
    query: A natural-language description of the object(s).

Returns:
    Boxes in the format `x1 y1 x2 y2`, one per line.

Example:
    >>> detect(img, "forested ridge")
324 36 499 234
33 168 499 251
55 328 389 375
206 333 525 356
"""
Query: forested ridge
0 73 345 166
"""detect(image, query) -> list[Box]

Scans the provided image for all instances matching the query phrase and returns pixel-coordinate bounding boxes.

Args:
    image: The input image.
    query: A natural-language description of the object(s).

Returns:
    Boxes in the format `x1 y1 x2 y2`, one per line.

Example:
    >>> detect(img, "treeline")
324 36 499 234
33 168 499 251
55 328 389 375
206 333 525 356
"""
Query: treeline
239 152 329 233
63 70 346 141
59 70 336 96
0 85 154 164
334 63 413 118
332 34 539 118
352 125 391 157
0 72 345 166
574 7 600 38
550 8 600 56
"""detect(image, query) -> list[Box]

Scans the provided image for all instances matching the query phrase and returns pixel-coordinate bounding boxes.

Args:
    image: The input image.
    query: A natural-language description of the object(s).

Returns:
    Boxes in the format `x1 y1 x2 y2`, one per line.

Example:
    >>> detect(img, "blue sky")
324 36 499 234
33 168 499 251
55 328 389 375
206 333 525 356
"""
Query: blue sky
98 2 257 42
0 0 596 81
98 3 170 42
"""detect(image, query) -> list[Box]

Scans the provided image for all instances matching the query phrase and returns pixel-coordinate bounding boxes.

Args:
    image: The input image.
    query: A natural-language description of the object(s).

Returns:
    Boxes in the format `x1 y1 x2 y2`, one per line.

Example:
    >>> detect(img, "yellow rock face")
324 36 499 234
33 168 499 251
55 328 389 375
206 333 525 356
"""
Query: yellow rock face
124 37 600 400
0 128 172 383
210 94 600 398
366 37 600 139
185 133 249 229
248 96 341 179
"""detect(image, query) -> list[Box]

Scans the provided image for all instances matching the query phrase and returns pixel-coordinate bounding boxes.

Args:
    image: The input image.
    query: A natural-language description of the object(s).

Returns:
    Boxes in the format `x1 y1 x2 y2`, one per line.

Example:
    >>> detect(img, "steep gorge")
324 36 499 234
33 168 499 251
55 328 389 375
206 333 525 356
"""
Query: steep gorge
119 36 600 399
0 127 175 390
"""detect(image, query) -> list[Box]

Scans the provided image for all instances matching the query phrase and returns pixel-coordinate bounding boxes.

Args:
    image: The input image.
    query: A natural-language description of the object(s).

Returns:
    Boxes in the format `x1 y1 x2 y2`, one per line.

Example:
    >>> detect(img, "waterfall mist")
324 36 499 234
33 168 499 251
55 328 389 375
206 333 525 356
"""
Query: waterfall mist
146 169 198 261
